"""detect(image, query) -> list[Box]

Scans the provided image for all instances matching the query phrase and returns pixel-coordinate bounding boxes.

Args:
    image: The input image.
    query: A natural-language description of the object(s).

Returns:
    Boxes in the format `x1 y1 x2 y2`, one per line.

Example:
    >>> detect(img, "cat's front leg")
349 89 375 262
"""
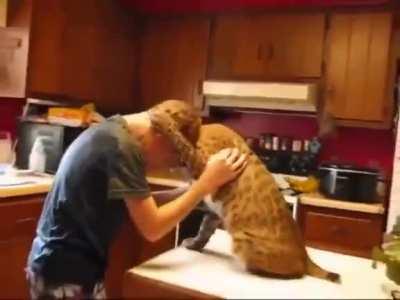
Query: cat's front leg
182 211 221 251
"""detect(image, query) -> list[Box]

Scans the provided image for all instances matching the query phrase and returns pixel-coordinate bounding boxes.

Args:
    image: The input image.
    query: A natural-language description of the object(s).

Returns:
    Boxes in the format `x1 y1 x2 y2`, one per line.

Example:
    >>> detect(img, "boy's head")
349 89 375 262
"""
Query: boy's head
144 100 201 171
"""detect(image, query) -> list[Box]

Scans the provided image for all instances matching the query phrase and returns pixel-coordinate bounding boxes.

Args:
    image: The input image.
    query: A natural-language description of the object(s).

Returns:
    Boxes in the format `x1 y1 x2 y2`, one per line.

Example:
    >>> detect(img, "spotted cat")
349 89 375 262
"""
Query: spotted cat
148 100 340 282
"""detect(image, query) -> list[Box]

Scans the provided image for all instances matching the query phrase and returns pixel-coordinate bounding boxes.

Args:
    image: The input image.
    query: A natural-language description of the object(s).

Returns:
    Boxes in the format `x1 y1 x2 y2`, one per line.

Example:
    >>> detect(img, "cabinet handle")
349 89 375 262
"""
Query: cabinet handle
16 217 36 224
15 217 37 233
268 44 274 60
0 38 22 49
192 79 204 110
197 79 203 95
257 44 264 60
330 225 345 236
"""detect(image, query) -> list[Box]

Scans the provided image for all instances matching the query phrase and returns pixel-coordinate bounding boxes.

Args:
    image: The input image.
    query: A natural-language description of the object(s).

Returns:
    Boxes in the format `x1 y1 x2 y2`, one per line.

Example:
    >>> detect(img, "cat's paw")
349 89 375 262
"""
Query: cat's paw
181 237 205 251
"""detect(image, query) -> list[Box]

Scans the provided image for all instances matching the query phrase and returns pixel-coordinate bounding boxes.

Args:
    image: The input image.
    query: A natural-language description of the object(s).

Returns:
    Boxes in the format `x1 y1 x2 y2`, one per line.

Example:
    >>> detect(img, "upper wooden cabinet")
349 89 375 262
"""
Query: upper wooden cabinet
209 14 326 80
139 18 210 109
27 0 139 113
0 0 7 27
0 0 31 98
325 13 393 126
0 0 30 28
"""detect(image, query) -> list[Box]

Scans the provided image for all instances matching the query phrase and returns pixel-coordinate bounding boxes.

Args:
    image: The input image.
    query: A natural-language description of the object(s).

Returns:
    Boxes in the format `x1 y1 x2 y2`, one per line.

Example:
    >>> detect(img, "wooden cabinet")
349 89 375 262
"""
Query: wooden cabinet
139 17 210 109
209 14 326 80
105 218 175 298
297 204 384 258
0 0 7 27
27 0 139 113
0 0 31 98
0 191 175 298
0 194 44 299
325 13 393 127
0 0 19 27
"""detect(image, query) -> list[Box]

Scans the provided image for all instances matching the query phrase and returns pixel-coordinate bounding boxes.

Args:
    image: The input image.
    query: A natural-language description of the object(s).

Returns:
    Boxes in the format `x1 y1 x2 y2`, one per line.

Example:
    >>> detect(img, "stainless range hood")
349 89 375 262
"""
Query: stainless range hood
203 80 318 112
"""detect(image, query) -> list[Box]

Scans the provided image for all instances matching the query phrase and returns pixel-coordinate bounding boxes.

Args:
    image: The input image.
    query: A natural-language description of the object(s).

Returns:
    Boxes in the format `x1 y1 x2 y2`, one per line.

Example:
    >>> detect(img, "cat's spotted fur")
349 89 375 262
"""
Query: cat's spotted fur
149 100 340 282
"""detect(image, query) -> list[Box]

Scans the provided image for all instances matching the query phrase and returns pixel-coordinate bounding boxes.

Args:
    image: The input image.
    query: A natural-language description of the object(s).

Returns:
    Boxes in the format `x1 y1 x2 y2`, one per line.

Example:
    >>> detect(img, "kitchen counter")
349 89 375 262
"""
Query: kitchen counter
0 173 53 198
0 170 385 216
124 229 393 299
0 168 190 198
300 193 385 215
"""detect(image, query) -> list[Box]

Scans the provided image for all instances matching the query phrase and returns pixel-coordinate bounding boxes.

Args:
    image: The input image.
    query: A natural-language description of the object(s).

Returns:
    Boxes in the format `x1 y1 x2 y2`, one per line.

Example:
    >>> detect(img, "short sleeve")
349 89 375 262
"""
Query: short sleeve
108 139 150 200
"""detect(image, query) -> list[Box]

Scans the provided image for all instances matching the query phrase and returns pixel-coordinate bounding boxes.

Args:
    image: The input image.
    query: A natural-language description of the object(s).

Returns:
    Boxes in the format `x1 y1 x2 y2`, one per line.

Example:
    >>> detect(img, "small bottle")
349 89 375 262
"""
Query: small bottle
29 137 47 173
280 137 292 152
272 135 280 151
264 134 273 150
303 139 310 152
292 139 302 152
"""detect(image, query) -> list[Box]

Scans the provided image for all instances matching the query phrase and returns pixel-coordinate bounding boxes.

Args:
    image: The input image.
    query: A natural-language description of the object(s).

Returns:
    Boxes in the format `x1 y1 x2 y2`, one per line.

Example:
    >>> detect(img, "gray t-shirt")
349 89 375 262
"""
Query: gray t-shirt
28 115 150 288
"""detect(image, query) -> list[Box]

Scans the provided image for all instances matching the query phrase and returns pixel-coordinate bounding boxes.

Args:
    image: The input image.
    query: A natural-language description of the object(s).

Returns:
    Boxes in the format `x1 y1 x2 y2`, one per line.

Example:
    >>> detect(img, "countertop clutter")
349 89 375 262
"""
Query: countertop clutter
124 229 391 299
0 172 53 198
0 168 191 198
0 170 385 215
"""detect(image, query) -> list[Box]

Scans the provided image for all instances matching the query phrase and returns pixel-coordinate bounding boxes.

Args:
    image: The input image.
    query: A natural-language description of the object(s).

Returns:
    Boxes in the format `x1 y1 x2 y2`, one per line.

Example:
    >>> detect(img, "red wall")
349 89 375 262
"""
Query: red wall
123 0 389 14
0 100 395 177
0 99 25 140
211 111 395 178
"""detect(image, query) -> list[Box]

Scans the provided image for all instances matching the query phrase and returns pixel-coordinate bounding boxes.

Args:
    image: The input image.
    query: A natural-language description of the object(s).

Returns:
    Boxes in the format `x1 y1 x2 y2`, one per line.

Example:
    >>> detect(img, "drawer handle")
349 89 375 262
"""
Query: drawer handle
15 217 38 235
16 217 36 225
330 225 346 235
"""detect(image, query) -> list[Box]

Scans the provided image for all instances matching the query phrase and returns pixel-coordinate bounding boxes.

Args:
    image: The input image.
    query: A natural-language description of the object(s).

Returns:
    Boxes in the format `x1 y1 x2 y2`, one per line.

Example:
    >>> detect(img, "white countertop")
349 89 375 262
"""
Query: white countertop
0 170 386 216
300 193 385 214
128 229 394 299
0 172 54 198
0 170 189 198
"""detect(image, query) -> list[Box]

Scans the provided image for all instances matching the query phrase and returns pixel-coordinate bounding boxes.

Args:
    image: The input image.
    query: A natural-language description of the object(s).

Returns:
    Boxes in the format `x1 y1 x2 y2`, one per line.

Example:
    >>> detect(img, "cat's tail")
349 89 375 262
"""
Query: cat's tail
306 256 341 283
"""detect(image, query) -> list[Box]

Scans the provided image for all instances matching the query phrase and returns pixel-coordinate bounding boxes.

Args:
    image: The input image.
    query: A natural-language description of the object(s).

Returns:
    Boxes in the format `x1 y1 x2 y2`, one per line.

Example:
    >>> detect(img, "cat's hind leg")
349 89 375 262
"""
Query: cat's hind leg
232 236 306 278
182 212 221 251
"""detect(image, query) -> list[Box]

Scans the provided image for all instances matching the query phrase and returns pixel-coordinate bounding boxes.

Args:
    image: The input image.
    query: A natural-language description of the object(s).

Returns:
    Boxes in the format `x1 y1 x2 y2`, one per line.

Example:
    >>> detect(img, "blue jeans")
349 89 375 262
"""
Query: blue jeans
26 269 106 299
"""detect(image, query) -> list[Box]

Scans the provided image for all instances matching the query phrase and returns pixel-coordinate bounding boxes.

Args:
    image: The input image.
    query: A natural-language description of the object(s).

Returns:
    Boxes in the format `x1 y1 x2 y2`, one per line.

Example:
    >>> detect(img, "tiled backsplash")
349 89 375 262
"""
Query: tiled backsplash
206 111 395 178
0 100 395 177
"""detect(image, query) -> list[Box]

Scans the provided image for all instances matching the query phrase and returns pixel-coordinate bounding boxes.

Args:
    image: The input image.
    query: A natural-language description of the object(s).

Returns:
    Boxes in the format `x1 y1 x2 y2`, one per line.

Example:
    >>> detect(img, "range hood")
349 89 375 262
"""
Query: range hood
203 80 318 112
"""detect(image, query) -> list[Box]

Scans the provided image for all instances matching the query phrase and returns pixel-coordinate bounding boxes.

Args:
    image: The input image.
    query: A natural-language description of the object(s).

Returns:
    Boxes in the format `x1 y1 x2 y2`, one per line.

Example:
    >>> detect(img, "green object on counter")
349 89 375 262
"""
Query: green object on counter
393 216 400 236
372 217 400 285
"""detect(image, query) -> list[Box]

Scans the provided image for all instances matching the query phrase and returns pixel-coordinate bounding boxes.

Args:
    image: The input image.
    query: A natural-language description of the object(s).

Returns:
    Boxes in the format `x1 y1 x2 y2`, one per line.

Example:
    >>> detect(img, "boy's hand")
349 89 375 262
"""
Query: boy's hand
197 148 247 195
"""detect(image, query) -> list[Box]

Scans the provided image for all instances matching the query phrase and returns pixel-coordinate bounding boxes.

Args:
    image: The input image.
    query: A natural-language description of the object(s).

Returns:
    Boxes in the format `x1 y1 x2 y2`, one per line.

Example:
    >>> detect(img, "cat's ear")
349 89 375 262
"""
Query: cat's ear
148 100 202 145
149 107 204 175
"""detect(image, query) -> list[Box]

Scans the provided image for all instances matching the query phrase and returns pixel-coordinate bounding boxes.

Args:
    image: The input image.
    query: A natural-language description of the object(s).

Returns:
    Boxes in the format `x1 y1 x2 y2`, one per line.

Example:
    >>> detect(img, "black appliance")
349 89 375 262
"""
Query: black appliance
255 136 321 176
16 120 84 174
318 163 379 203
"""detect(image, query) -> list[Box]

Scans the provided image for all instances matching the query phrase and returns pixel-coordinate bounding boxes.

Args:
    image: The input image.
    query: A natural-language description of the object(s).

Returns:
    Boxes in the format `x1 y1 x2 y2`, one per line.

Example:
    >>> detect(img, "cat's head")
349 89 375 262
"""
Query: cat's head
148 99 202 146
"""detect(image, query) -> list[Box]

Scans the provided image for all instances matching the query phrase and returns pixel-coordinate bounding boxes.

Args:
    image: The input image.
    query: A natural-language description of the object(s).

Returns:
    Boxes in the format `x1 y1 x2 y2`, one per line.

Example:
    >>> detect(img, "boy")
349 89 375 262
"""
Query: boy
27 100 247 299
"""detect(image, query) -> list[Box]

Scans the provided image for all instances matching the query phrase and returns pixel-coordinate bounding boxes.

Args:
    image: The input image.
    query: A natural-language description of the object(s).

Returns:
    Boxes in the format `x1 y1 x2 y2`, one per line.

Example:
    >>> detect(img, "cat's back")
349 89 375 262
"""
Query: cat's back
197 124 249 156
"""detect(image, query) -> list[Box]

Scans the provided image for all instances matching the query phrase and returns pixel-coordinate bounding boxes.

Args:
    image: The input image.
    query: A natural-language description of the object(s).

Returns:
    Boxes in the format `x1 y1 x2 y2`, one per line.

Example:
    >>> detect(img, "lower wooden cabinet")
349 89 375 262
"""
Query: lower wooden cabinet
105 218 175 298
297 204 384 258
0 193 175 299
0 194 44 299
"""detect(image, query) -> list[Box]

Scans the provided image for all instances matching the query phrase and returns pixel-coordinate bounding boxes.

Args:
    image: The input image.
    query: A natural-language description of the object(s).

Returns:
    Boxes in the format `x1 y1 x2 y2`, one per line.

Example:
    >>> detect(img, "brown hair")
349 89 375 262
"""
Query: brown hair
148 100 201 145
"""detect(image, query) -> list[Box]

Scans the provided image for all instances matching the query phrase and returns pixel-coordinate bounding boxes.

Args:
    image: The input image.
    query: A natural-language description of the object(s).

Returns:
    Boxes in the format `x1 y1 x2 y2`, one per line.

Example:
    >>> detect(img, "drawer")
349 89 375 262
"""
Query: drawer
0 195 45 242
298 205 383 257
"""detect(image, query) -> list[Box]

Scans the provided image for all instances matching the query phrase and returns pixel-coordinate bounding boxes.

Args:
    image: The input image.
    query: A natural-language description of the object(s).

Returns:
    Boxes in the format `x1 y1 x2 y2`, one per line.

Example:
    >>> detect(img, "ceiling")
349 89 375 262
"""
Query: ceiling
121 0 390 14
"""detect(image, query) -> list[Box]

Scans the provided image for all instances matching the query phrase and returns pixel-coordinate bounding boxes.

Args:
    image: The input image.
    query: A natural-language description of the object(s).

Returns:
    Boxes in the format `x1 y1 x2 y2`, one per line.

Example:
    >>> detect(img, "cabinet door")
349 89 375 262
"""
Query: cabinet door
325 13 392 123
0 0 7 27
0 195 44 299
0 0 30 98
28 0 139 113
297 204 383 258
140 18 210 109
209 14 325 79
27 0 65 97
